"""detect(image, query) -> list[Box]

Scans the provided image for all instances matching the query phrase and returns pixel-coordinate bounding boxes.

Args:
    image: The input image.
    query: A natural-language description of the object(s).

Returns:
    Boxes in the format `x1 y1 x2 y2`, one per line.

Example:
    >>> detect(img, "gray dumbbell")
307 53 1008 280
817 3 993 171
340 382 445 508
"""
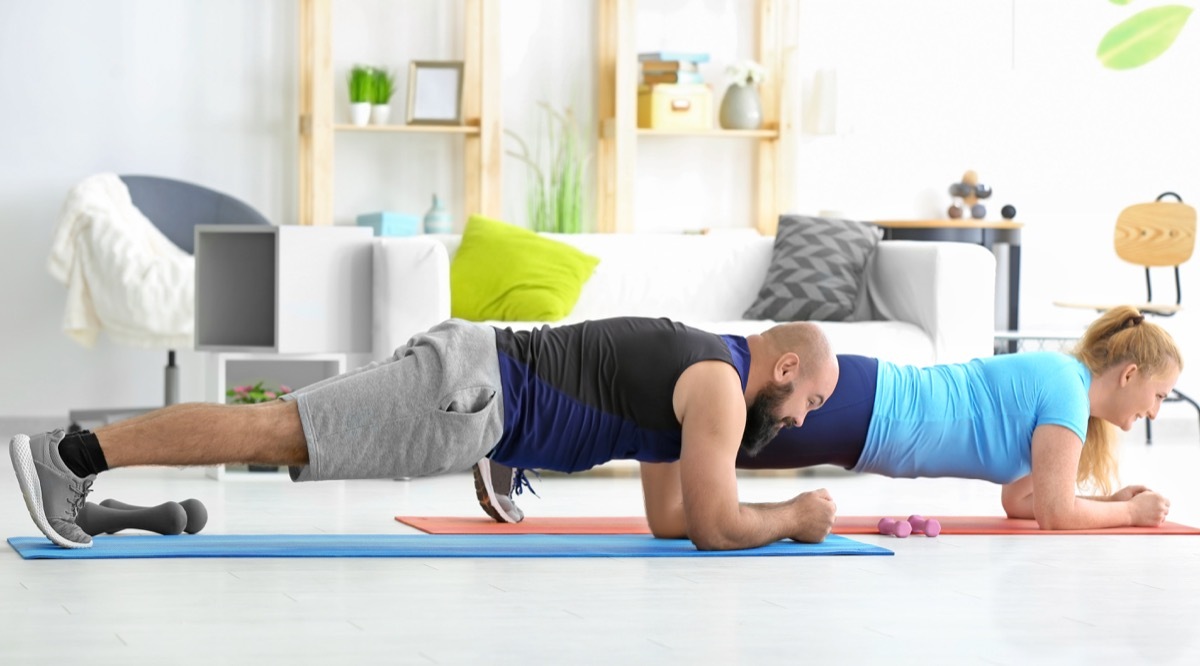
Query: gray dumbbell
77 501 188 536
99 498 208 534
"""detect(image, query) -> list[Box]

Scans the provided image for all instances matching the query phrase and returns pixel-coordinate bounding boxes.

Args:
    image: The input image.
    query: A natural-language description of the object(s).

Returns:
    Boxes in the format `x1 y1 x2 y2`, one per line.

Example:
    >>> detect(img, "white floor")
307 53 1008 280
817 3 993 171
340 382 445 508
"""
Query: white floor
3 427 1200 665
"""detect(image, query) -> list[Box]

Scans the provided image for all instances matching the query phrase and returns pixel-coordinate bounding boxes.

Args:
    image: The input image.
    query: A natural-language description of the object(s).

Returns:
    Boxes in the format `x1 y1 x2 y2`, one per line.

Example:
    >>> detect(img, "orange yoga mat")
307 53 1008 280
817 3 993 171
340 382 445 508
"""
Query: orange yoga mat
830 516 1200 535
396 515 1200 536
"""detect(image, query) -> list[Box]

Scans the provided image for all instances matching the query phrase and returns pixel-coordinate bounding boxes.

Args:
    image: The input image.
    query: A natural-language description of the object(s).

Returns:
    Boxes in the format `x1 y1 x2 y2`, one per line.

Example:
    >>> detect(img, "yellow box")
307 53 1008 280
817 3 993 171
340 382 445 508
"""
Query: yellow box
637 84 712 130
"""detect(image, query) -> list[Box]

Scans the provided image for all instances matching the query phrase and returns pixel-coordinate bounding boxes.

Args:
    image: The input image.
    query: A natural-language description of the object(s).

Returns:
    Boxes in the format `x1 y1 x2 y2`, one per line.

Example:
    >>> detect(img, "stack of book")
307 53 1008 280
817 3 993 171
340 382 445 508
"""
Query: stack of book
638 51 709 86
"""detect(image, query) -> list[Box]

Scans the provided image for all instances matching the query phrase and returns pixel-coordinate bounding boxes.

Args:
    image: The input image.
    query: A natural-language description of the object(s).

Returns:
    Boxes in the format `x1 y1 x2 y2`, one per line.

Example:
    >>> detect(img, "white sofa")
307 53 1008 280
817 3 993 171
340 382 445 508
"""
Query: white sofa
372 233 997 367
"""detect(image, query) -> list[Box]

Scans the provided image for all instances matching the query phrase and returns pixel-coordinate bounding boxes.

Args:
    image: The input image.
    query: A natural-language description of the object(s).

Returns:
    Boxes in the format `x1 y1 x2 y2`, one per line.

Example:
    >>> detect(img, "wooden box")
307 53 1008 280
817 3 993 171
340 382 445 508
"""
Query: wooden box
637 84 712 130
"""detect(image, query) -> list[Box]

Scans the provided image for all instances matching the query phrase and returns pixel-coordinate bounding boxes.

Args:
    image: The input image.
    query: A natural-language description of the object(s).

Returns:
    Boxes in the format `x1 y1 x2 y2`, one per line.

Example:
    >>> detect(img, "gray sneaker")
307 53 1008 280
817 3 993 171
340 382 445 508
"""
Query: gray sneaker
9 431 96 548
473 457 525 524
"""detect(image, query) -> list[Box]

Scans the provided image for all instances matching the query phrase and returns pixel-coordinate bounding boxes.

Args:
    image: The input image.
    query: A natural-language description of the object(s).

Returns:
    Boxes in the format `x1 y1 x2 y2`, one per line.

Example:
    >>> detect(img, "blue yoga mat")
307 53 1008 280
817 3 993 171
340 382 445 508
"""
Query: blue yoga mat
8 533 891 560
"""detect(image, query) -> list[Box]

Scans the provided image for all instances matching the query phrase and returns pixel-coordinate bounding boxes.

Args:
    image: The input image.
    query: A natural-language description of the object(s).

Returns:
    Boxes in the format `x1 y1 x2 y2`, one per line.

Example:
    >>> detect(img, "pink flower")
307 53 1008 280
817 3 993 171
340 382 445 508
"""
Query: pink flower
280 385 292 394
234 385 251 393
264 391 277 399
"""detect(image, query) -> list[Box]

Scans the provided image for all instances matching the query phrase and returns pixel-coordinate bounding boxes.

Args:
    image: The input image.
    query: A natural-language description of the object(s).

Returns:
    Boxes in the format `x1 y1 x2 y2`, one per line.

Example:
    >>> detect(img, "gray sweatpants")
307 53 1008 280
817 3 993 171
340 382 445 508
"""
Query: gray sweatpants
282 319 505 482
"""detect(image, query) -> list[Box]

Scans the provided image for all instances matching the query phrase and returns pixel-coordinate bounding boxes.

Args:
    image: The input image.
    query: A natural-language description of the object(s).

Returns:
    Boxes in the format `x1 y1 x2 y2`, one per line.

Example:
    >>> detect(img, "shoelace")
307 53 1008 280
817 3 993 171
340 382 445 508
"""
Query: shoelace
62 477 94 520
512 468 540 498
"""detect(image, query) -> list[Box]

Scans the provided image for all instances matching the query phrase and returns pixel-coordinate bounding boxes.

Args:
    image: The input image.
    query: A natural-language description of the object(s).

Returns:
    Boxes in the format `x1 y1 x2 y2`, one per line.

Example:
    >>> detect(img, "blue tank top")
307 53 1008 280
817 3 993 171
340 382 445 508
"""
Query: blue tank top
853 352 1092 483
490 317 749 472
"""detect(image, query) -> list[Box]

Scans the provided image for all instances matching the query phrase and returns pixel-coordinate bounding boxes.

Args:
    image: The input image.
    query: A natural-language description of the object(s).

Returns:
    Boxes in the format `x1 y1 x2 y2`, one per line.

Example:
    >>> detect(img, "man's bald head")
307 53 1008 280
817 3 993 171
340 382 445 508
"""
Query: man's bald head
761 322 835 381
741 322 839 457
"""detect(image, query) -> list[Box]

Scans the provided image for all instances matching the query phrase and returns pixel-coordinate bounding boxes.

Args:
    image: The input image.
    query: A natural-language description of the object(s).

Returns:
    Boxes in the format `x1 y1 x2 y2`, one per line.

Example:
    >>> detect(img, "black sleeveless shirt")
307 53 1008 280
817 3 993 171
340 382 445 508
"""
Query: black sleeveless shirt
489 317 750 472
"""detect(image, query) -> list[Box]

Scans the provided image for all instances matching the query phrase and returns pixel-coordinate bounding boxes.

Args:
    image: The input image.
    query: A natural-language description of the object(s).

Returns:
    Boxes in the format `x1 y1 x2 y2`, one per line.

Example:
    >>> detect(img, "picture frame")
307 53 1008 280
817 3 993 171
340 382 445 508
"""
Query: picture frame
406 60 465 126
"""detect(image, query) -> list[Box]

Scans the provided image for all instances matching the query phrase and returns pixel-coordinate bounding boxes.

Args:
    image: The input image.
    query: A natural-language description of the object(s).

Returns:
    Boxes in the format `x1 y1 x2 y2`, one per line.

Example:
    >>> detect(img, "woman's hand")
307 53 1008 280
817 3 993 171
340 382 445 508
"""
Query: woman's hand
1127 490 1170 527
1108 485 1150 502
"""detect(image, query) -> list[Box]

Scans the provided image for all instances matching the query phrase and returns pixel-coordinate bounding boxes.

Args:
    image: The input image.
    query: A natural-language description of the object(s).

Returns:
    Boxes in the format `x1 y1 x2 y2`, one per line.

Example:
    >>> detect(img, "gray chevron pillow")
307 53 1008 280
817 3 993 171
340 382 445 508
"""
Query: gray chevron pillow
744 215 882 322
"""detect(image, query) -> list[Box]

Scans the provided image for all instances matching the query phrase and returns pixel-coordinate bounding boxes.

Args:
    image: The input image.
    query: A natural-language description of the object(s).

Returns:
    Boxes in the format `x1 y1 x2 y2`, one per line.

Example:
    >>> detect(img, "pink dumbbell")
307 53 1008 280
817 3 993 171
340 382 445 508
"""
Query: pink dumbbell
907 515 942 537
877 517 912 538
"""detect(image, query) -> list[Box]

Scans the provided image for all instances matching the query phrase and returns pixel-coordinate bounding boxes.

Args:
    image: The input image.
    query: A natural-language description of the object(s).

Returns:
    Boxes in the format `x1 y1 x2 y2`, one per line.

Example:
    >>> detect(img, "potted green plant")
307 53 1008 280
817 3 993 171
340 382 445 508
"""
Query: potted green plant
347 64 375 126
370 68 396 125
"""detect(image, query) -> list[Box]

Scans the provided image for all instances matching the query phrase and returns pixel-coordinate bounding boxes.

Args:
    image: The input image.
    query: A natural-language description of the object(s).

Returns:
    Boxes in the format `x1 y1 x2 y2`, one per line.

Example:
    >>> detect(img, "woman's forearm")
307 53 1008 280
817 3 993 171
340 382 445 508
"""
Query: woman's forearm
1034 497 1134 530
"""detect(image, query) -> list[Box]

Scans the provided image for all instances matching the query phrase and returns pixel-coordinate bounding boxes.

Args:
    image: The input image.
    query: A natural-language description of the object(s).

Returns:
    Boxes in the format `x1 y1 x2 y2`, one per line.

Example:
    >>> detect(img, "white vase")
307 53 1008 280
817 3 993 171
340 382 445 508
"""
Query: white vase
719 83 763 130
370 104 391 125
350 102 371 127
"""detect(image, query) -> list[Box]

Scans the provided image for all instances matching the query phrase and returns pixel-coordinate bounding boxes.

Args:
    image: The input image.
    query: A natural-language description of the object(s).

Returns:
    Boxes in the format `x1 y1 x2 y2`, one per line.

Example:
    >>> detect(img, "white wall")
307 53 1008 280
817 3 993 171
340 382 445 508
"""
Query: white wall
788 0 1199 404
1 0 1196 420
0 0 296 420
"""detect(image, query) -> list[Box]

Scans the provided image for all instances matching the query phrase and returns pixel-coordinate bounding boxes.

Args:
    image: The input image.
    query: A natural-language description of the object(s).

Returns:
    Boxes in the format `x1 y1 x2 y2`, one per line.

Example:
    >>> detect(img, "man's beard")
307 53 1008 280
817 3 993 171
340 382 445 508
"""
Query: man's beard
740 381 794 458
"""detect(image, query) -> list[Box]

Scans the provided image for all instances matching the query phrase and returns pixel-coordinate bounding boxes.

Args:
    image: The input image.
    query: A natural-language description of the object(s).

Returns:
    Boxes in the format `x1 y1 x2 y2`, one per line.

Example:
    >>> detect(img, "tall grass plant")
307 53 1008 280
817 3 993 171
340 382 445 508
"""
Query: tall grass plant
505 103 590 233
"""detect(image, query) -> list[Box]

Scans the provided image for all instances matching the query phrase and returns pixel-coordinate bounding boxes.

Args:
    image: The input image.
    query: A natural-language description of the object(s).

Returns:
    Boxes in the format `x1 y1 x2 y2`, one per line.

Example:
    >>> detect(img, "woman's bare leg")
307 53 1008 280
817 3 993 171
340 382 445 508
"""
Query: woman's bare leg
94 401 308 468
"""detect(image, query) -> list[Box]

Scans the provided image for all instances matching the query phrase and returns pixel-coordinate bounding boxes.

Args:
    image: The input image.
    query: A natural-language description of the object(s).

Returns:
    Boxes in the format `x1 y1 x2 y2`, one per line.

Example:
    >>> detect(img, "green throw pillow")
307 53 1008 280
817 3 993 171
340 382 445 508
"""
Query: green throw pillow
450 215 600 321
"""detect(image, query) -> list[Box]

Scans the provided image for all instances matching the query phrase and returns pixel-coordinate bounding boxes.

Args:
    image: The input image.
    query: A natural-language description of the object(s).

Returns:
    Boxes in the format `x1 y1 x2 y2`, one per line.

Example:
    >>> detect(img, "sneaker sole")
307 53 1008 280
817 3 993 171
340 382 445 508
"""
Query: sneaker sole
9 434 91 549
473 459 519 524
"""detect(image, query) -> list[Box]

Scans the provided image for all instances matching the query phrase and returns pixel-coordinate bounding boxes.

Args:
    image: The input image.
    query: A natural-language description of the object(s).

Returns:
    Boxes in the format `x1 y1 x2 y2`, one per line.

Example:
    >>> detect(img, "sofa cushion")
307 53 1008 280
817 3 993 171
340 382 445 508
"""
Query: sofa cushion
744 215 882 322
449 215 600 322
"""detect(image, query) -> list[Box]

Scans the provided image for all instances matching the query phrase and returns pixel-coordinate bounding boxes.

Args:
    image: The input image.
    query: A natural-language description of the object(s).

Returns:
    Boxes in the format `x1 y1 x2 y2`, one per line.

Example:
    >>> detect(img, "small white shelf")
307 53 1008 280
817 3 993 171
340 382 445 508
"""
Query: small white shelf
194 225 373 354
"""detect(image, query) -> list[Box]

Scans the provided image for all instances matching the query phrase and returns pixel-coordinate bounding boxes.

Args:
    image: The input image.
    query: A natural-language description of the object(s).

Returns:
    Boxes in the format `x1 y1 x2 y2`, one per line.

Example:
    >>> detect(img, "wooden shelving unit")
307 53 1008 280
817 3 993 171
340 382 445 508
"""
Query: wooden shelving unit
333 124 482 135
596 0 795 235
297 0 501 227
636 128 779 138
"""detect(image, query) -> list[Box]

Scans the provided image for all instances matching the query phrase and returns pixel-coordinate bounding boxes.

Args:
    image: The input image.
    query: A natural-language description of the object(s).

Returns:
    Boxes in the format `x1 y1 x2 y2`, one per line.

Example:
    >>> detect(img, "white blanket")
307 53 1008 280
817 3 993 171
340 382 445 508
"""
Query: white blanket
47 173 194 349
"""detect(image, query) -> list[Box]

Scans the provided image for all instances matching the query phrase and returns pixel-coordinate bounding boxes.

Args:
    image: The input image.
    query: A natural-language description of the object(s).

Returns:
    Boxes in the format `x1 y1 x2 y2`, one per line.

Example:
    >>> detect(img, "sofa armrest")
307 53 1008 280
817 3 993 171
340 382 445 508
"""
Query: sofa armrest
866 241 996 364
372 237 451 360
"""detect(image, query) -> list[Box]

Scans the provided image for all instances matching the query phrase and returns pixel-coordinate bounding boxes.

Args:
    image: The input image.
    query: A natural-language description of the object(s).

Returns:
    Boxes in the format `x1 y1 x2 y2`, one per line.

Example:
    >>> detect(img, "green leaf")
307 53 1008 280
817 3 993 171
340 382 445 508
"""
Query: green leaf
1109 0 1133 6
1097 5 1193 70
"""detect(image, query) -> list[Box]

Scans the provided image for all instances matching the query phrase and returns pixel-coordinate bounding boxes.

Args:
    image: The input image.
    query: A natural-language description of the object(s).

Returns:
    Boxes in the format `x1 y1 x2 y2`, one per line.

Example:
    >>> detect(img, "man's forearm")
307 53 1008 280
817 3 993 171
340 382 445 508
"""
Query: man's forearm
689 492 838 550
687 500 797 551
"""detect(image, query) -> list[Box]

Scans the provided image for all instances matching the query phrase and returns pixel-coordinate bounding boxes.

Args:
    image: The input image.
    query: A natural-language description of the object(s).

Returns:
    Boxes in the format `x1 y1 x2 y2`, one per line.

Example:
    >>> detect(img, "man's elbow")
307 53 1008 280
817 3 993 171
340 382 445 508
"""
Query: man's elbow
688 534 732 551
686 525 744 551
647 523 687 540
644 510 688 541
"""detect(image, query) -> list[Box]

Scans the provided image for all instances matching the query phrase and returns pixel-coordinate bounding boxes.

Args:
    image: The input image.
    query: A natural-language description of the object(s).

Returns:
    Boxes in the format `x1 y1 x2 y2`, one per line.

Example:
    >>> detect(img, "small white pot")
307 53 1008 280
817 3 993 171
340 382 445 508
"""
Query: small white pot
370 104 391 125
350 102 371 127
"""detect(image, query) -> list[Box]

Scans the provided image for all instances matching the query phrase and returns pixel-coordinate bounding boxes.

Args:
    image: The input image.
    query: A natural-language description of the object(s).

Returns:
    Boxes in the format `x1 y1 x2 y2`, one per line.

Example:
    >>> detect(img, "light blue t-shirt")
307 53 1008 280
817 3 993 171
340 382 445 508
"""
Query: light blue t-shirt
852 352 1092 484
